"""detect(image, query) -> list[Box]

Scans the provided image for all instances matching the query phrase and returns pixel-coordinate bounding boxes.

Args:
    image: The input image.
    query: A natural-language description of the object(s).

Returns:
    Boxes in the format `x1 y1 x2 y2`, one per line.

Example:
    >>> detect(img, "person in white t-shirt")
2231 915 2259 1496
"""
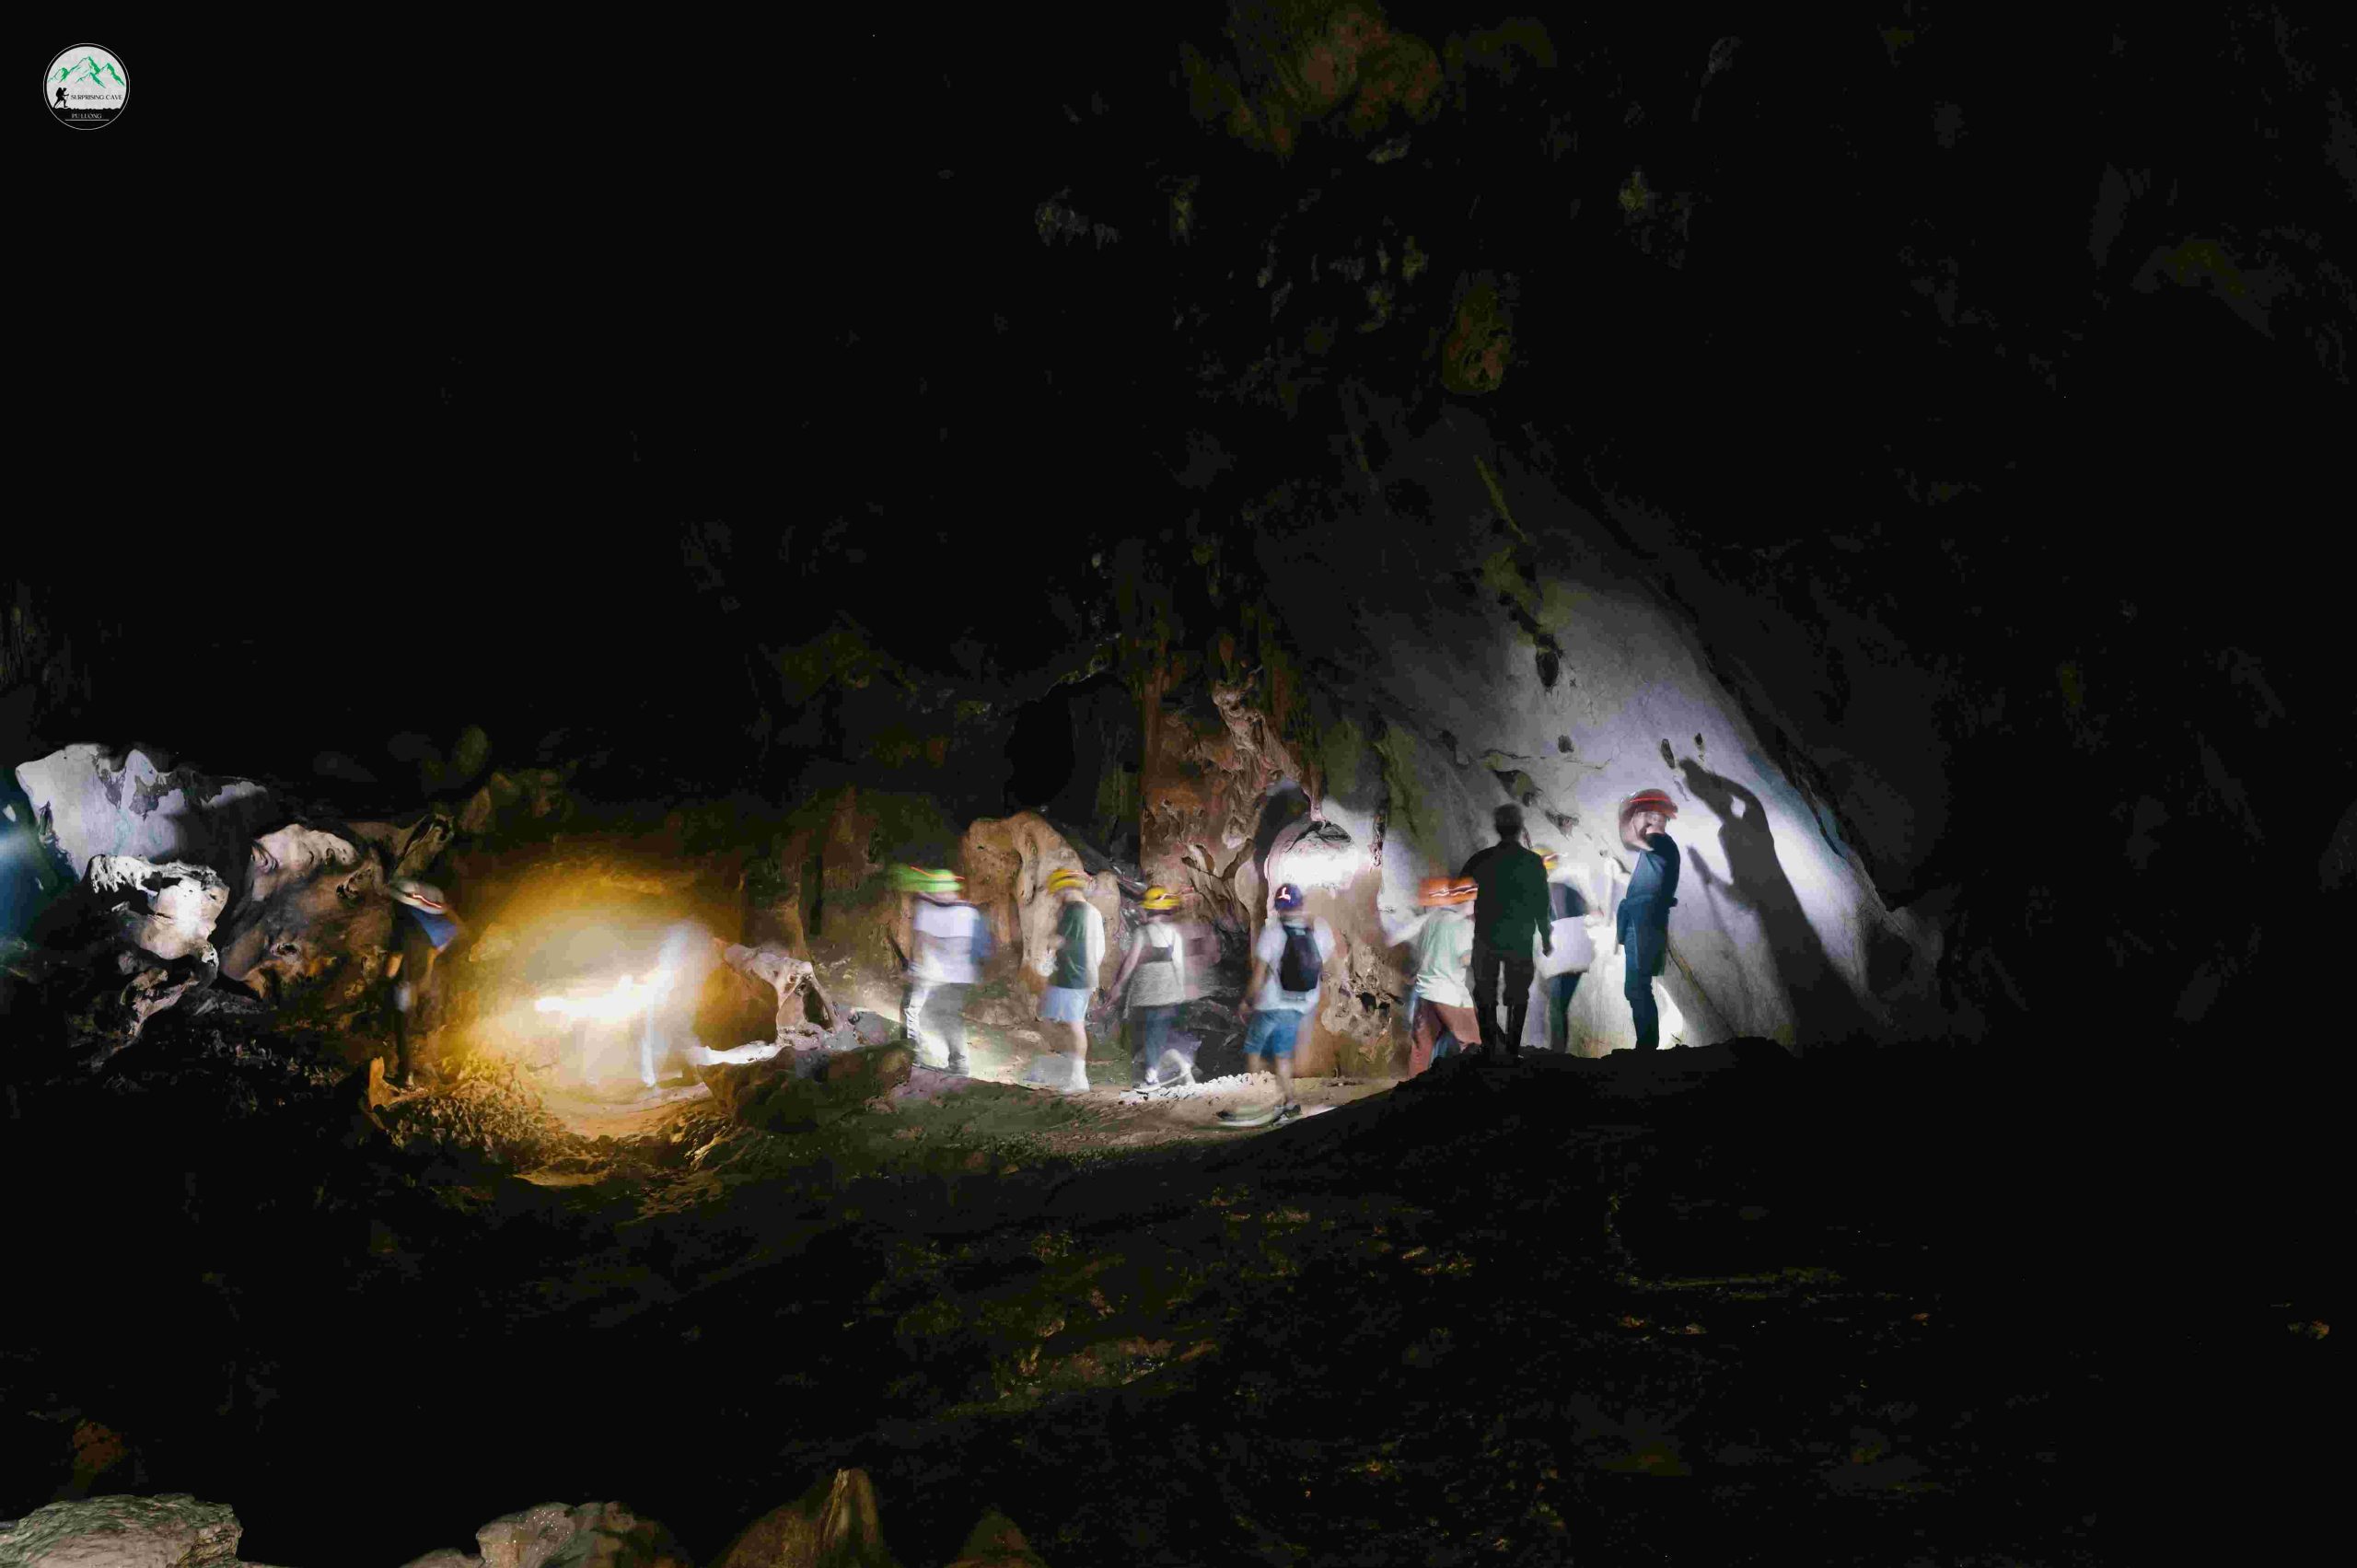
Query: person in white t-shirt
1235 882 1334 1122
895 865 987 1075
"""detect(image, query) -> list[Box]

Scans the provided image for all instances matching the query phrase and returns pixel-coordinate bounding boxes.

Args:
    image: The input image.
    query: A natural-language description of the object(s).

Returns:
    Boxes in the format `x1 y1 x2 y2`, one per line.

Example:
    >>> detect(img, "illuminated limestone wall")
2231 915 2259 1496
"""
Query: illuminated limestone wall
1260 413 1945 1058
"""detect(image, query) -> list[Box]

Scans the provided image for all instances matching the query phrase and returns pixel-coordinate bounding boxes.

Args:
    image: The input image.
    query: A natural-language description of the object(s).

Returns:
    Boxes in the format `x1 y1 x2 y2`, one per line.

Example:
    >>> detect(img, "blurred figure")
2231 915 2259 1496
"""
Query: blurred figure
894 866 987 1075
1531 850 1598 1052
1381 876 1480 1076
1105 884 1188 1086
384 877 460 1089
1614 790 1683 1051
1038 866 1104 1092
638 923 719 1086
1457 803 1551 1062
1235 882 1333 1122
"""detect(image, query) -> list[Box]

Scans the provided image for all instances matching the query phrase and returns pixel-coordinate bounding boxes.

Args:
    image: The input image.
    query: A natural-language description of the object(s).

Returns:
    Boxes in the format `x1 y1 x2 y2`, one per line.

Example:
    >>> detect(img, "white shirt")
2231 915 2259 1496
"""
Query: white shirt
911 899 984 983
1252 916 1335 1012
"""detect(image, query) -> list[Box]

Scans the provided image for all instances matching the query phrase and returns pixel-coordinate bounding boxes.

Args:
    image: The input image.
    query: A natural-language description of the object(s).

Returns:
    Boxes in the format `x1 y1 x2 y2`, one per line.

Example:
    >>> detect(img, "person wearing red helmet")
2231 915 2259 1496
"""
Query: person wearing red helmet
1614 789 1682 1051
1381 875 1480 1075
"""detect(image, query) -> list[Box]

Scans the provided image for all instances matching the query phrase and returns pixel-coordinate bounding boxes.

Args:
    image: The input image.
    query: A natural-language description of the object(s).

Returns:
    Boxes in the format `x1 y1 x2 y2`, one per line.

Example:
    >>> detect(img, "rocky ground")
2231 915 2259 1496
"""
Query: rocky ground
2 1014 2336 1566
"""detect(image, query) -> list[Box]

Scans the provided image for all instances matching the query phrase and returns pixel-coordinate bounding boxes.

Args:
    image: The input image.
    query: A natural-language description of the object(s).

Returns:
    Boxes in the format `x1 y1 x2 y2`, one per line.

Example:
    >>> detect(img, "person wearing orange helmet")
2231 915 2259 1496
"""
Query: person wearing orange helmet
1614 789 1682 1051
1104 884 1190 1086
1381 875 1480 1075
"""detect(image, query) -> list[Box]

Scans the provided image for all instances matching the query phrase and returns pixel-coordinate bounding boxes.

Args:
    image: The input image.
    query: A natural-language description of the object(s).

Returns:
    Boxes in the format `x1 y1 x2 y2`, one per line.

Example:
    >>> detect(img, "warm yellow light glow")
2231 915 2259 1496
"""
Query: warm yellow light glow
534 970 660 1022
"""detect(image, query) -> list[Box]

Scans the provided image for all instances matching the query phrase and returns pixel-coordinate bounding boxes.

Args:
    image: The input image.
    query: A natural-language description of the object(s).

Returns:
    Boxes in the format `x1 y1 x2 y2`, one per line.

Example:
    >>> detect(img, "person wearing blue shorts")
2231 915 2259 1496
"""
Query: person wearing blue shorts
1037 867 1105 1092
1235 882 1334 1122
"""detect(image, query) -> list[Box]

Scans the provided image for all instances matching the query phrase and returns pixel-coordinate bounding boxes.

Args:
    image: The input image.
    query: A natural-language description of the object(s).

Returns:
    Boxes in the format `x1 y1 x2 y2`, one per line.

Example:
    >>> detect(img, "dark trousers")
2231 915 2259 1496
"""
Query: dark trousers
1545 971 1582 1052
1470 935 1537 1058
1624 922 1667 1050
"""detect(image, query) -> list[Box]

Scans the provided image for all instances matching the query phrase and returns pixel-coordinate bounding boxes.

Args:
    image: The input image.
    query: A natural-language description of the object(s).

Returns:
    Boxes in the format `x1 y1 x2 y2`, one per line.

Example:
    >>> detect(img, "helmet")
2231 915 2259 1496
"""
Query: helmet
1046 867 1088 894
390 877 449 913
1619 788 1679 820
1141 885 1181 911
1272 882 1306 912
1539 850 1561 872
1418 876 1476 907
893 865 963 897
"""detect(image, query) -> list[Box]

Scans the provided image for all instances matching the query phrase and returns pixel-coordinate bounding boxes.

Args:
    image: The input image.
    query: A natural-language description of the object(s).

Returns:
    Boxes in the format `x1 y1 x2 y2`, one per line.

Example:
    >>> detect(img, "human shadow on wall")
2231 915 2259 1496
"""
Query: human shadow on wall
1677 758 1880 1045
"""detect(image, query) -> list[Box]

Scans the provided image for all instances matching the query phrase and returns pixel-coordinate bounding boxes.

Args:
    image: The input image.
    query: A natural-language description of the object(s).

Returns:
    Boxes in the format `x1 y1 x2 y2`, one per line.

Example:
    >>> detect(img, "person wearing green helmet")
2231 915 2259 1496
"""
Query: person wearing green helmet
894 865 989 1075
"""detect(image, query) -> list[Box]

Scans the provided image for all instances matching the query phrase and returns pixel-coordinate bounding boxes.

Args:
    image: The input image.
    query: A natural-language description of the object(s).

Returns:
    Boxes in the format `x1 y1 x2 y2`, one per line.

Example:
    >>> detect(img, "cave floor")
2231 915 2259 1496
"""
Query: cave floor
4 1033 2329 1566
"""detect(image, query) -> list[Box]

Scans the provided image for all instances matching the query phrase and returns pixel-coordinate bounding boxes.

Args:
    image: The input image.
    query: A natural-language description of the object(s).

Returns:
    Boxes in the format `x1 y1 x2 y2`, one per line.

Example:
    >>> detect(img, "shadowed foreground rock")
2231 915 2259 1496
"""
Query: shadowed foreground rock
0 1492 256 1566
713 1469 1046 1568
399 1500 691 1567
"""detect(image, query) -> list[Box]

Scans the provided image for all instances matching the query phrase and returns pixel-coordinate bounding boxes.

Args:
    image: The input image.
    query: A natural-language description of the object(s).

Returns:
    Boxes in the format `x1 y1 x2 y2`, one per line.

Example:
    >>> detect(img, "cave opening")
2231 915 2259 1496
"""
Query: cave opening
3 15 2347 1566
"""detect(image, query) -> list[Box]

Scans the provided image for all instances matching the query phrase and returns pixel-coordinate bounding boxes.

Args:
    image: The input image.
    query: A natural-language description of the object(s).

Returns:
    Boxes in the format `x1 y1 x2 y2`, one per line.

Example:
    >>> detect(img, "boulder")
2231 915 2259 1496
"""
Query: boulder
402 1499 691 1568
957 813 1120 995
85 854 228 962
10 861 228 1067
14 744 283 892
716 941 837 1036
0 1492 243 1566
213 823 397 1021
944 1509 1051 1568
710 1467 902 1568
819 1041 914 1100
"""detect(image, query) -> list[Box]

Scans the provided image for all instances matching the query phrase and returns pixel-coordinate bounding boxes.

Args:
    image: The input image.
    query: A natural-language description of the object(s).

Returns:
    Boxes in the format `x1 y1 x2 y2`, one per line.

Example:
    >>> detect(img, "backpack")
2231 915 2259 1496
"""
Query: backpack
1278 922 1323 993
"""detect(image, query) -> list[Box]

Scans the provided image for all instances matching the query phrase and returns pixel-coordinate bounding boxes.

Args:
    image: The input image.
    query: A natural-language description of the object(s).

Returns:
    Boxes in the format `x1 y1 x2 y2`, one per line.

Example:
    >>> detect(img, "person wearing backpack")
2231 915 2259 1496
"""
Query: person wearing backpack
1036 865 1105 1092
1234 881 1334 1122
1457 803 1553 1061
895 865 988 1075
1104 884 1190 1086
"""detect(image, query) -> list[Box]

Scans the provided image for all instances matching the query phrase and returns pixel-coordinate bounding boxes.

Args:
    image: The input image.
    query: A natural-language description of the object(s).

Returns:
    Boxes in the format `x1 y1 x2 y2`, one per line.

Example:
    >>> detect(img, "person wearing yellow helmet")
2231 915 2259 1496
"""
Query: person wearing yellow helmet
1036 865 1105 1092
1532 849 1597 1053
1105 885 1190 1086
1614 789 1683 1051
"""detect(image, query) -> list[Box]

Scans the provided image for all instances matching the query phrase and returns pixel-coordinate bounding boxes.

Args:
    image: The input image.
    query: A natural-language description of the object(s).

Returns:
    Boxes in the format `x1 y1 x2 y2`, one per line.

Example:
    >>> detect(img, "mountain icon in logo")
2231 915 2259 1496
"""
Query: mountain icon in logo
55 55 125 88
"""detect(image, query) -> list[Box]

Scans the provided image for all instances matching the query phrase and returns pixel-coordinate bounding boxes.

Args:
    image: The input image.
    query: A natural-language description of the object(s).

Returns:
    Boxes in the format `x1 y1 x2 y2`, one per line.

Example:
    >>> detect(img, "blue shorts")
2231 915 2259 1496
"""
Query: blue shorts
1244 1008 1304 1059
1039 986 1091 1024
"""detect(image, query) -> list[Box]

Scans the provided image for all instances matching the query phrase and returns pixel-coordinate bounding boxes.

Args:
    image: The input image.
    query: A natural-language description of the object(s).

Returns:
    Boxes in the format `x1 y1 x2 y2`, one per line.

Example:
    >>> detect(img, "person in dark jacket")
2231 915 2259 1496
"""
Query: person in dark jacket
1457 803 1552 1061
1615 789 1682 1051
385 877 460 1088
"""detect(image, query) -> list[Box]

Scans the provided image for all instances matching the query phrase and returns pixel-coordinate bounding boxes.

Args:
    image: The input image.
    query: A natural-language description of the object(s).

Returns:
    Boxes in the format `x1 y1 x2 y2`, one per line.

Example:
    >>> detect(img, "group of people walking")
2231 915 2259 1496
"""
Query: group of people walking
888 784 1685 1100
1387 789 1683 1067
